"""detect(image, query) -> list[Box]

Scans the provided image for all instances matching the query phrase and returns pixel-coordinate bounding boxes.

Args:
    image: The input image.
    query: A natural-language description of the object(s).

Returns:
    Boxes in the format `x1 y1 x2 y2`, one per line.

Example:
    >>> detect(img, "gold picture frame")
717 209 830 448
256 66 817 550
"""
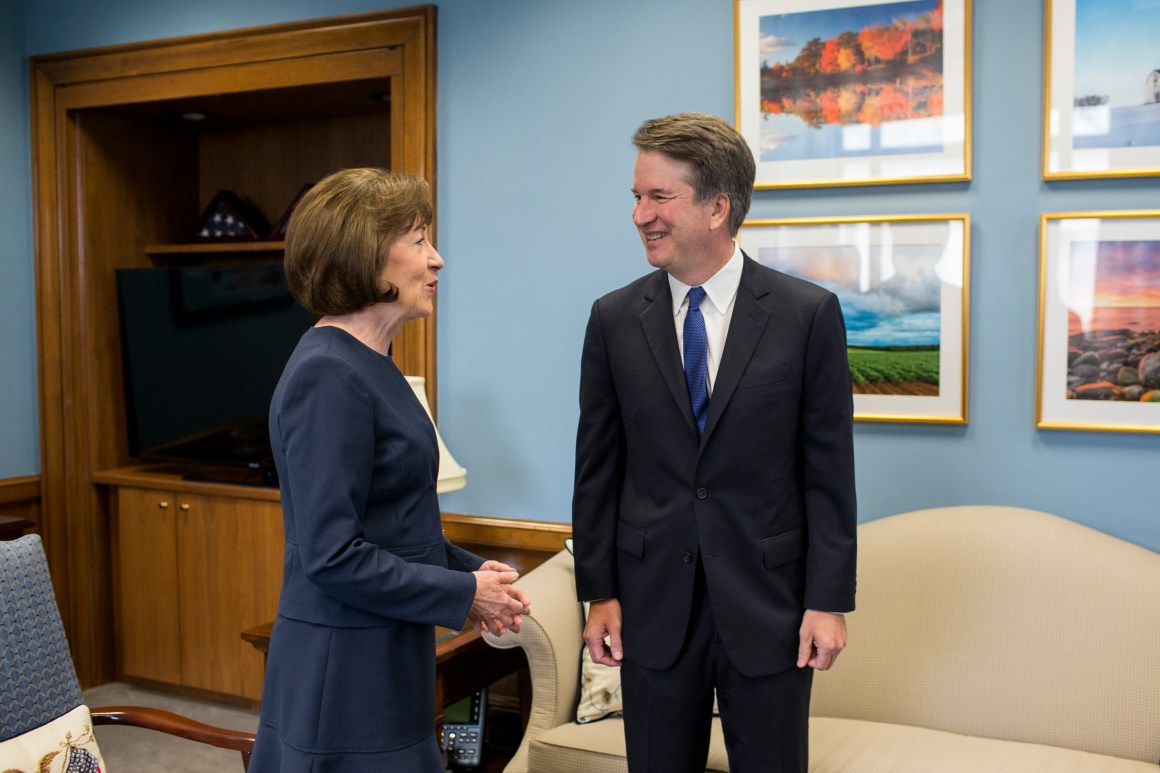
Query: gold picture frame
740 213 970 423
1042 0 1160 180
734 0 973 189
1037 210 1160 432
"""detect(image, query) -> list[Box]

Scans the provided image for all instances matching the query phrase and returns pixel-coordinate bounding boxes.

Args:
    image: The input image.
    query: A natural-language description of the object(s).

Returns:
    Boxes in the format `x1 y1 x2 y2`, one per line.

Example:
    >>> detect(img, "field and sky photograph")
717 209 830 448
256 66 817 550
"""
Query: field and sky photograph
757 0 945 161
758 242 943 395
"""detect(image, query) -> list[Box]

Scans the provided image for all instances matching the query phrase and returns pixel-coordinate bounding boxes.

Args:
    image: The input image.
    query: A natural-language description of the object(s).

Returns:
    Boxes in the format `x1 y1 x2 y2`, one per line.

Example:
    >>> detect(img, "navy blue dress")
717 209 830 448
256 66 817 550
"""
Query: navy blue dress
250 326 484 772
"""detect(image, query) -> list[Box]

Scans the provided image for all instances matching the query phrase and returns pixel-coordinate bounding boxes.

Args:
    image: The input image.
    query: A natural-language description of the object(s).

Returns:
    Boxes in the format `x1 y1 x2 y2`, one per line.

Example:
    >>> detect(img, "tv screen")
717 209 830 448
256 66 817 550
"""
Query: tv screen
115 264 315 483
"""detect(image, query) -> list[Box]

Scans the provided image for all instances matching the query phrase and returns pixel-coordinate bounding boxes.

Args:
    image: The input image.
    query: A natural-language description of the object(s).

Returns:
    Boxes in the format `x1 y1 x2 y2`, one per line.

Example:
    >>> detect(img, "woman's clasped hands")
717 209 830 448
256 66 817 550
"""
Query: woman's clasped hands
469 560 531 636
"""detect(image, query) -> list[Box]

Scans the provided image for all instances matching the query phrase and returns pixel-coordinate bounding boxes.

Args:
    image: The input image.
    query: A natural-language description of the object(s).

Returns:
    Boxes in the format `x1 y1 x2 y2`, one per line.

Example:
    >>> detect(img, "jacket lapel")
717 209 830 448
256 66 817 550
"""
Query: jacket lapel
638 272 697 437
701 255 772 445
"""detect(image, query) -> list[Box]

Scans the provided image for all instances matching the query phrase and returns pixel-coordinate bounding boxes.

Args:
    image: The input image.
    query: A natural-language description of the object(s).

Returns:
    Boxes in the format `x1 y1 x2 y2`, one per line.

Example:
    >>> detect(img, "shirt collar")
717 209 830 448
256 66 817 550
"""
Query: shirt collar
669 241 744 316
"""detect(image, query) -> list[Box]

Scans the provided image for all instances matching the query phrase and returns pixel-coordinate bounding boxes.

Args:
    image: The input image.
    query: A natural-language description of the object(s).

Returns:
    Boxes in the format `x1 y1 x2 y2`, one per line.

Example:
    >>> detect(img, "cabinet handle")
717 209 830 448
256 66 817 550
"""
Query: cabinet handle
158 500 169 510
179 503 190 512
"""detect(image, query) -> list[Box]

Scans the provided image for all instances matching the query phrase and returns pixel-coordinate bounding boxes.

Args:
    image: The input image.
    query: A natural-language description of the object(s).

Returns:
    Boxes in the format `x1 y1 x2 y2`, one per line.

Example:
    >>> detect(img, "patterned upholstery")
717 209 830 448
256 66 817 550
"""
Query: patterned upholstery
0 535 84 741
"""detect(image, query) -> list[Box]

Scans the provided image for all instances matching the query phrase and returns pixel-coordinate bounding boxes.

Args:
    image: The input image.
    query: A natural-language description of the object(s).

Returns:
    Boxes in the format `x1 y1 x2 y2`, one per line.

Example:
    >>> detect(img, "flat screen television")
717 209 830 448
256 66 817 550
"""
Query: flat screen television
115 264 316 485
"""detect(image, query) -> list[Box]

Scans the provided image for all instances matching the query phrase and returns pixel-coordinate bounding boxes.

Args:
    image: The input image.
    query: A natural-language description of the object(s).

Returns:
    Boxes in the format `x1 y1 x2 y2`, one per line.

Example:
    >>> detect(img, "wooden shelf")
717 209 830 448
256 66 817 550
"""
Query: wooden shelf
93 465 281 502
145 241 286 256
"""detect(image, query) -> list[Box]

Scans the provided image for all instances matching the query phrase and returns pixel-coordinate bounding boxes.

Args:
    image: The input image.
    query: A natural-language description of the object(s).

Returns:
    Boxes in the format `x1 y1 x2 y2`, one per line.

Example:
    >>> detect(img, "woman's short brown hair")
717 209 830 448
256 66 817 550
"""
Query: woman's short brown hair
284 168 433 316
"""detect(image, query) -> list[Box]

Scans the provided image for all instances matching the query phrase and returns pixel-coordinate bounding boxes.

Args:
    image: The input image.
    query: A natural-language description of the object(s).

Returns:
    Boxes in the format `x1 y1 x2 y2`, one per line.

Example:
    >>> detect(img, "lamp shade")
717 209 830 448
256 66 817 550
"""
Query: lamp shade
405 376 467 494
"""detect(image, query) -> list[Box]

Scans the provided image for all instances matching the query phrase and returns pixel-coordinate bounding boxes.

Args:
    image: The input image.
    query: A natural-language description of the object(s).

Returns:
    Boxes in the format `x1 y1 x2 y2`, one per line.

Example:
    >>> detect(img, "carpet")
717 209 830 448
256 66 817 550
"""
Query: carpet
82 682 258 772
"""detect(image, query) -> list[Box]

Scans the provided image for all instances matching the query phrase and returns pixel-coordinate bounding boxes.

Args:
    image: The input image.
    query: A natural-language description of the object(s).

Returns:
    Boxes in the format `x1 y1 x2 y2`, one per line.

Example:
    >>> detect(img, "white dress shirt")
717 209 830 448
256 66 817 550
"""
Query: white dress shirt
668 243 744 397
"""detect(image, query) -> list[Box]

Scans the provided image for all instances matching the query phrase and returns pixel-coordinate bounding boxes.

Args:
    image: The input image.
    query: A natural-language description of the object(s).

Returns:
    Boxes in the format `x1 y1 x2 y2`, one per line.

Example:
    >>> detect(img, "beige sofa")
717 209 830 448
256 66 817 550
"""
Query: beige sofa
484 506 1160 772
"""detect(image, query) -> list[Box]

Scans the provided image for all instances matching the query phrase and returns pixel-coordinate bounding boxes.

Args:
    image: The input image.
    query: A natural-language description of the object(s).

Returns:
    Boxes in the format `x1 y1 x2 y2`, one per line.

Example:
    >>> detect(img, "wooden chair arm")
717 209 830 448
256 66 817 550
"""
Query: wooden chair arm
91 706 254 768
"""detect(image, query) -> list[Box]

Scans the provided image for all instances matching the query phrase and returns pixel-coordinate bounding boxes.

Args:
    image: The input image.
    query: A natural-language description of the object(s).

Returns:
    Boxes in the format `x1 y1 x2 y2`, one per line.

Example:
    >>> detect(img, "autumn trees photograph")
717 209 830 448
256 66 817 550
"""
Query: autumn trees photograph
757 0 945 151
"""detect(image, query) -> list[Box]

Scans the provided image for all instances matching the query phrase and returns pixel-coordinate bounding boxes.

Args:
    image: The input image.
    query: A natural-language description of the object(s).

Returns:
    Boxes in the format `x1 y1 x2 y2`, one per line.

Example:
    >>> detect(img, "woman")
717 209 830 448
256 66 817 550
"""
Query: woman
250 168 530 772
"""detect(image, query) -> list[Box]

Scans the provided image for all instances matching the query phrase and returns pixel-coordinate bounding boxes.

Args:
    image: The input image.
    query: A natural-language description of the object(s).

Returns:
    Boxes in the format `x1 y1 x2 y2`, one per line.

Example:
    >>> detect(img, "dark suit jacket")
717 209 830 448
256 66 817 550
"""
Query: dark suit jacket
573 255 857 678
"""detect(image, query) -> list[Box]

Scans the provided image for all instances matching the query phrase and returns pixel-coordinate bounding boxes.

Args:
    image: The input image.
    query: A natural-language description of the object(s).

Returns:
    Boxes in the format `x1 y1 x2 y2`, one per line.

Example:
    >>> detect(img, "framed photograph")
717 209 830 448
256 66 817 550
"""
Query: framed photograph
740 214 969 423
1043 0 1160 179
1037 211 1160 432
734 0 972 188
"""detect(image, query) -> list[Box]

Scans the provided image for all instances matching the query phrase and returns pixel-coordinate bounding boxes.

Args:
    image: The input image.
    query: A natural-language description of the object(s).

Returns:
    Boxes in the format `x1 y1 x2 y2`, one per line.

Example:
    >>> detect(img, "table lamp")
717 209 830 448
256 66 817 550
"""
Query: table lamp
406 376 468 494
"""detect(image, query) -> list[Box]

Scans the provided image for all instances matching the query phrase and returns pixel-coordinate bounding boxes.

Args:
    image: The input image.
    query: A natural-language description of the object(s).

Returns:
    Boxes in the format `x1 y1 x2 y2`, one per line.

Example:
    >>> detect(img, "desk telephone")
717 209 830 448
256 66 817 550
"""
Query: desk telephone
441 688 487 767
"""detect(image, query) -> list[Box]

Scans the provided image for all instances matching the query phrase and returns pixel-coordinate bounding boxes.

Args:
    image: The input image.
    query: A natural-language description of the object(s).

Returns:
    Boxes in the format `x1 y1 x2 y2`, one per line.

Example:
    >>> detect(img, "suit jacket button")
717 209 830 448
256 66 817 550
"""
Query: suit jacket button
695 487 708 499
682 551 693 563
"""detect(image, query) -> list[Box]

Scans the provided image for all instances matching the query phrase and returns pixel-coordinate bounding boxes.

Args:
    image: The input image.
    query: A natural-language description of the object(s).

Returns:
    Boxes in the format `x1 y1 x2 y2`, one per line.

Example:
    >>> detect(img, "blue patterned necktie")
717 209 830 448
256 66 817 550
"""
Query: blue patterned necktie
683 286 709 437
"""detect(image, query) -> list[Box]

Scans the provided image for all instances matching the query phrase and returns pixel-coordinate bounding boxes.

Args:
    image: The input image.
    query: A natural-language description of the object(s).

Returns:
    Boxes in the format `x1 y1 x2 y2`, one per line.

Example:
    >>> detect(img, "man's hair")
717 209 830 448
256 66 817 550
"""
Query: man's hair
284 168 433 317
632 113 755 235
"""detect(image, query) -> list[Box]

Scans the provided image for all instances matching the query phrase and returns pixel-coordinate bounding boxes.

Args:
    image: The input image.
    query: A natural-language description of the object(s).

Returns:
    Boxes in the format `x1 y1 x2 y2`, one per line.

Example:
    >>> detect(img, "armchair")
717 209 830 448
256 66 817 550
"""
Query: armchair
0 535 255 771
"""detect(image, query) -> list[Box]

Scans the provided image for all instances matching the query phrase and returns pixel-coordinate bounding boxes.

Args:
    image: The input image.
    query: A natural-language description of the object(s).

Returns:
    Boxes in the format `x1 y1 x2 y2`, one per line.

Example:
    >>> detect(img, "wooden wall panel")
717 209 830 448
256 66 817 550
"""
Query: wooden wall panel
198 112 391 238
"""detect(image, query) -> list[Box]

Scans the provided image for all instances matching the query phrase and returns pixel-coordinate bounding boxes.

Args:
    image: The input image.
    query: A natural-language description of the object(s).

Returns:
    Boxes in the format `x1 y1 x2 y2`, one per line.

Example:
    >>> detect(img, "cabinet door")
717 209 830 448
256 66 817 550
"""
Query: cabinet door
116 487 182 684
176 493 284 700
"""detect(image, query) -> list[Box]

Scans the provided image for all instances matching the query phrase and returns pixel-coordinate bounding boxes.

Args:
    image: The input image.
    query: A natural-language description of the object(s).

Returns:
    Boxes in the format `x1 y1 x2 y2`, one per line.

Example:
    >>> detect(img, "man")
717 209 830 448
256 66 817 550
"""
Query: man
572 113 857 773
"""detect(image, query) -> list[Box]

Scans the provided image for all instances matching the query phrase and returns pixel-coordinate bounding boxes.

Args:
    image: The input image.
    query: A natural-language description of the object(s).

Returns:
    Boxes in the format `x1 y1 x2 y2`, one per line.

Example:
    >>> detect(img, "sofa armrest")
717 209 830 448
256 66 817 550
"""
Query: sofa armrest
483 549 583 773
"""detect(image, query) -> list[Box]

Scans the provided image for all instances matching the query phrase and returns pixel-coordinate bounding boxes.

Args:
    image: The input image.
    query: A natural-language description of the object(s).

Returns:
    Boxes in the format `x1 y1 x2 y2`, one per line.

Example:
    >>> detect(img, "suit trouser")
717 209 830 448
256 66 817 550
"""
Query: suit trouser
620 559 813 773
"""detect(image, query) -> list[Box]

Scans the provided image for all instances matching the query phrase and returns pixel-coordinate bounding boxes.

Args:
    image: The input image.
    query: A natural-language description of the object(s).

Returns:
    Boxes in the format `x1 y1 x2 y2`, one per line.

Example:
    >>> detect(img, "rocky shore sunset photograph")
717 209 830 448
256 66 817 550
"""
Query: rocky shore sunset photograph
1066 239 1160 402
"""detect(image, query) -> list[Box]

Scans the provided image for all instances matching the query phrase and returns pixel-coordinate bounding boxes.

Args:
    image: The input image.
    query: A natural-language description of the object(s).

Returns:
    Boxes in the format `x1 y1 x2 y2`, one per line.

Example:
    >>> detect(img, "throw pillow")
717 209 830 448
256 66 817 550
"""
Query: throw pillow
566 539 624 724
0 704 106 773
576 598 625 723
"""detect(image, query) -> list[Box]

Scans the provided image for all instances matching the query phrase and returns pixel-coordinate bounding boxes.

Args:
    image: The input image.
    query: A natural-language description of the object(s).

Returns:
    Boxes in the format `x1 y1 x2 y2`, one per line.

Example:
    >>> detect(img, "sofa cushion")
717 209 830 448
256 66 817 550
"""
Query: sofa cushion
529 717 730 773
811 717 1160 772
530 715 1158 773
0 704 106 773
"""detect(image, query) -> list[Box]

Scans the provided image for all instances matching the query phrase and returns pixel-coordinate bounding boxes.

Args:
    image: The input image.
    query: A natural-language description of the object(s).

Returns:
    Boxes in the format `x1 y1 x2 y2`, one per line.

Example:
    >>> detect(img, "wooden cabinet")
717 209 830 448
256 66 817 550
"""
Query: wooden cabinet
111 477 283 704
31 8 438 688
116 488 182 685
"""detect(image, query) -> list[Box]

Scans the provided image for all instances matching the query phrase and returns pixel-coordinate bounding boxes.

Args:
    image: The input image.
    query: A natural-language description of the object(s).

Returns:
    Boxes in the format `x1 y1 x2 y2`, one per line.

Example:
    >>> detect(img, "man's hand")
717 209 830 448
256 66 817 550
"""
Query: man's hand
797 609 847 670
470 567 529 637
583 598 624 667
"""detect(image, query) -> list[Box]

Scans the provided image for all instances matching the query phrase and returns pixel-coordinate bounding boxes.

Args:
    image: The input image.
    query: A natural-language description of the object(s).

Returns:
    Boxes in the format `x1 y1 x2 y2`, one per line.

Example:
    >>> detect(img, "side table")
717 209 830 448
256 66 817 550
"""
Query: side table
241 620 529 742
0 515 33 540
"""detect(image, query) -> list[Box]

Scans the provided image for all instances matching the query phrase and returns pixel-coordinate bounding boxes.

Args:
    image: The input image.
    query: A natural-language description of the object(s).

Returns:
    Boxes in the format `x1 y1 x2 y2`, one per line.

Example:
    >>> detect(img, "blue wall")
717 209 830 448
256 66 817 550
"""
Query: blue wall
9 0 1160 552
1 0 38 475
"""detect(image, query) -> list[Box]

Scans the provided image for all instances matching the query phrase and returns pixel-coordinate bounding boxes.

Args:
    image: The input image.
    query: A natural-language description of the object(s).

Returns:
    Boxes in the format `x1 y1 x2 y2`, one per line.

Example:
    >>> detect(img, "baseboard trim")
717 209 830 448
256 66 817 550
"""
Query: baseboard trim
440 512 571 552
118 675 260 712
